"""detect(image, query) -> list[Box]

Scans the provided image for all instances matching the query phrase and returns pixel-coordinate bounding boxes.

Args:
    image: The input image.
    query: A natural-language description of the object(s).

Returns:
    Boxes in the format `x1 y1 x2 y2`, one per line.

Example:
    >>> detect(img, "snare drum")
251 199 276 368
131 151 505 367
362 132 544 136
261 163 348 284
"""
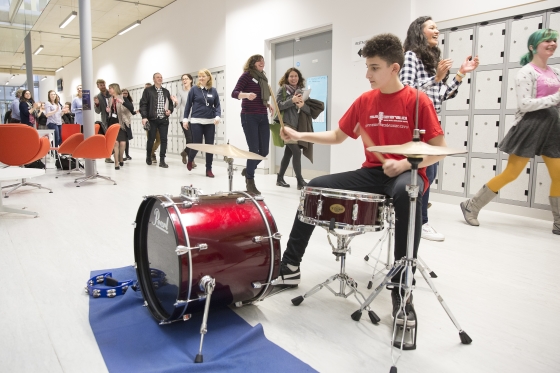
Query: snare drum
298 186 385 232
134 186 281 324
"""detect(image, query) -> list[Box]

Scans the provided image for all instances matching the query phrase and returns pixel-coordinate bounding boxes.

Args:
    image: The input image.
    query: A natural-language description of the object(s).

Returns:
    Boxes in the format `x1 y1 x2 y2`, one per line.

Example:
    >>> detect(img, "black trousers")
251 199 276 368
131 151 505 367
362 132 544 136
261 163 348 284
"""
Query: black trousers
282 167 424 283
146 117 169 160
182 125 193 151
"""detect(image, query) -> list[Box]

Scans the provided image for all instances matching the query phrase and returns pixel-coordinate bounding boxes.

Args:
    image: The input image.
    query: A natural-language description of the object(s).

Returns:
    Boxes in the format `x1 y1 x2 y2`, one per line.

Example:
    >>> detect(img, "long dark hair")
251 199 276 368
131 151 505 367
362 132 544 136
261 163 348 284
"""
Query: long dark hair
20 90 32 102
122 89 133 103
403 16 441 74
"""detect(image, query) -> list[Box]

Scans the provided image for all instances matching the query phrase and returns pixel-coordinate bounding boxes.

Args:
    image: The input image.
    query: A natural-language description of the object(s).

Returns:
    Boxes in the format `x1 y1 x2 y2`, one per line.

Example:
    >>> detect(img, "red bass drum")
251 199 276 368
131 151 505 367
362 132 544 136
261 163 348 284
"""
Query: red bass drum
134 186 281 324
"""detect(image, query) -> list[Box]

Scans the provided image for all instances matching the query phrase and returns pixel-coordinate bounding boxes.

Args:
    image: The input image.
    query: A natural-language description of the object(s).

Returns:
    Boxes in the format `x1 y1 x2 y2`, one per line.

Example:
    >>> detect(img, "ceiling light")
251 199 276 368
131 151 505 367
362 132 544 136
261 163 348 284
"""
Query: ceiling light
10 75 15 80
59 11 77 29
5 81 9 85
33 45 44 55
56 66 64 73
21 63 25 70
118 20 141 35
41 76 47 81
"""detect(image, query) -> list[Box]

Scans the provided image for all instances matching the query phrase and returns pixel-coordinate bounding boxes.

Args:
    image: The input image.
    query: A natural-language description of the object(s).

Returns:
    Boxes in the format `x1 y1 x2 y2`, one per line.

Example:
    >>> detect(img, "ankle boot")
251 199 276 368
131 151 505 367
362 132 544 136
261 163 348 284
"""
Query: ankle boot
246 178 261 195
550 196 560 235
276 174 290 188
297 177 307 191
459 184 497 226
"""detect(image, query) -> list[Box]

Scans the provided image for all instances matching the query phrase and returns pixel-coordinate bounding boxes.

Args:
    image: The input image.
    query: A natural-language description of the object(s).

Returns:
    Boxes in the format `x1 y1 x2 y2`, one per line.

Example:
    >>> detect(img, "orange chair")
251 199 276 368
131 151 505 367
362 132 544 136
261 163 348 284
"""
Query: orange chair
0 124 53 197
55 133 85 177
95 123 101 134
61 124 81 143
72 124 119 186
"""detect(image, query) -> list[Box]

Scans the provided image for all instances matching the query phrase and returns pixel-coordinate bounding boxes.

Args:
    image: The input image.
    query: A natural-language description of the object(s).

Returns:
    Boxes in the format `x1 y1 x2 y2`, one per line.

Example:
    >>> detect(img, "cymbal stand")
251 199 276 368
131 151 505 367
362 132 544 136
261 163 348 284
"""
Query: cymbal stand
194 275 215 363
291 224 381 324
223 156 236 192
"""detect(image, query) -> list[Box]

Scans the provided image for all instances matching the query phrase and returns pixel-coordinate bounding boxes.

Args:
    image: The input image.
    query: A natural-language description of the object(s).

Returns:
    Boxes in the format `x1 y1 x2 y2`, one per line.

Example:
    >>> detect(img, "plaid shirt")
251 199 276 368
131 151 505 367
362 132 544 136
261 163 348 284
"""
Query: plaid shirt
399 50 462 114
155 86 165 118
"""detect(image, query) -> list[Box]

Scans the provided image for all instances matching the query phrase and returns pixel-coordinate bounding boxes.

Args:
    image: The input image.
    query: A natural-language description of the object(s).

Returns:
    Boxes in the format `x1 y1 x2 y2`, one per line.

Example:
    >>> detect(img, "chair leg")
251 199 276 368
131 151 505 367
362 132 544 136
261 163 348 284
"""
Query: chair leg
2 179 52 197
0 205 38 217
75 173 116 187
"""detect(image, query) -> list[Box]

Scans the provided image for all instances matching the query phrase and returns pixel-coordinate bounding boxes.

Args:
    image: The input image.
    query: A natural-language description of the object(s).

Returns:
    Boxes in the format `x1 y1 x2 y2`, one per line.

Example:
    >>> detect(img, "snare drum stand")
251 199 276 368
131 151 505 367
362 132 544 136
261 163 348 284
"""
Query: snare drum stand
291 223 380 324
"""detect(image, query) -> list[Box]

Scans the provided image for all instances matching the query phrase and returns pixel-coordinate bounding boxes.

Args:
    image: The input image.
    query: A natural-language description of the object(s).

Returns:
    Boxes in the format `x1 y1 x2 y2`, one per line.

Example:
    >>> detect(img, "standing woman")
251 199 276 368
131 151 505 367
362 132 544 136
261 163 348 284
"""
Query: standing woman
45 90 62 146
461 29 560 236
72 85 83 125
276 67 310 190
19 90 37 127
231 54 274 195
108 83 136 170
171 74 196 167
400 15 479 242
36 102 48 129
183 69 221 178
121 89 135 160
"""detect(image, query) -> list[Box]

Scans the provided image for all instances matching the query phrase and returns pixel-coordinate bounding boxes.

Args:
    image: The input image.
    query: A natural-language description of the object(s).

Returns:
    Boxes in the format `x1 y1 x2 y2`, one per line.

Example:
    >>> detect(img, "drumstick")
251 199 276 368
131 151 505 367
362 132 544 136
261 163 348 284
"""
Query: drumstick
354 123 385 164
268 84 284 129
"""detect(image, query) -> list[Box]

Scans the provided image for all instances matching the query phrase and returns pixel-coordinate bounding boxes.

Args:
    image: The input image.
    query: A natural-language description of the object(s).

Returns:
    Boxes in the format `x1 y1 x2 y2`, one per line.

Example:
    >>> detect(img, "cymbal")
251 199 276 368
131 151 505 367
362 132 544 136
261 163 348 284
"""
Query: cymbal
186 143 267 160
367 141 467 156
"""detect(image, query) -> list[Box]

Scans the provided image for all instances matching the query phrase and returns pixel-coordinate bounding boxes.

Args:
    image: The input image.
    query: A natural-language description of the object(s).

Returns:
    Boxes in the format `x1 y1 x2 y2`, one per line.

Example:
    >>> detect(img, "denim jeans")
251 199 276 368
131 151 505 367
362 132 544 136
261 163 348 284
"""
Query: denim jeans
421 162 438 225
188 123 216 170
47 123 61 147
240 113 270 179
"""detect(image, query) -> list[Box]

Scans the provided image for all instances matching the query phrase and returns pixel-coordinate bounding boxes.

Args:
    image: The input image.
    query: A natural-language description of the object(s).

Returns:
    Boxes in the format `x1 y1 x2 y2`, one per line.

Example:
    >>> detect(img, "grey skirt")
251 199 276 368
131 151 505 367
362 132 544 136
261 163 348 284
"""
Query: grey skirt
499 107 560 158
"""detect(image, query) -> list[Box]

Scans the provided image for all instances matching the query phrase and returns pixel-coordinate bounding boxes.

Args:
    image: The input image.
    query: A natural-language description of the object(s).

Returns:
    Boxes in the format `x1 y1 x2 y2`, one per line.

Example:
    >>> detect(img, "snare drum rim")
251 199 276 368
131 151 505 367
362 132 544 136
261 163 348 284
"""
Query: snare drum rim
301 186 386 202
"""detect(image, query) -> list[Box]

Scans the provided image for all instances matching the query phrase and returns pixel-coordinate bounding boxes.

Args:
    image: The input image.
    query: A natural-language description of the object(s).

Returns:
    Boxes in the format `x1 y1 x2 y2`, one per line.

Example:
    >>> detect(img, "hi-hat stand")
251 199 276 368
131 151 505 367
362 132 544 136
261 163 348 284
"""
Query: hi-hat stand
290 223 380 324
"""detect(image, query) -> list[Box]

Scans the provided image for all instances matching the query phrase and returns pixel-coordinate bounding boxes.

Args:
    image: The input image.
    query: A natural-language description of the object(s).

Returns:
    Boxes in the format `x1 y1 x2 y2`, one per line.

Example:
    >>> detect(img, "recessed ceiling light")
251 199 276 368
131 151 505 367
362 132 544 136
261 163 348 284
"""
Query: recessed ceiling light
41 76 47 81
59 11 77 29
10 75 15 80
56 66 64 72
118 20 141 36
33 45 44 55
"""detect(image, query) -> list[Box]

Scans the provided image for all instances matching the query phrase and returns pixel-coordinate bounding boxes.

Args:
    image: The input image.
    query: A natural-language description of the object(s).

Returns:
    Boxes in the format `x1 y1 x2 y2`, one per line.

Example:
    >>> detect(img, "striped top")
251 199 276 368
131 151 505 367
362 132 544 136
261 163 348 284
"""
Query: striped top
231 72 268 115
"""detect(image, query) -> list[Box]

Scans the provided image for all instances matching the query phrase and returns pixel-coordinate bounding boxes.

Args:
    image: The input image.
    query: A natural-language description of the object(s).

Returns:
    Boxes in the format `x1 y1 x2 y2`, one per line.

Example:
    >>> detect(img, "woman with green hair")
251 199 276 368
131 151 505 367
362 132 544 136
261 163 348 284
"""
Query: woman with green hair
460 28 560 235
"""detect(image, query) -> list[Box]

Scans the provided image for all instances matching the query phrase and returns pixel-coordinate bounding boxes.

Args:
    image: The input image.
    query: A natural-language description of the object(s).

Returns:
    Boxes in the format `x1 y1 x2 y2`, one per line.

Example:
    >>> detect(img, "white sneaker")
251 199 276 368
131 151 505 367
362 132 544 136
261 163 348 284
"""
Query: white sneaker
421 223 445 242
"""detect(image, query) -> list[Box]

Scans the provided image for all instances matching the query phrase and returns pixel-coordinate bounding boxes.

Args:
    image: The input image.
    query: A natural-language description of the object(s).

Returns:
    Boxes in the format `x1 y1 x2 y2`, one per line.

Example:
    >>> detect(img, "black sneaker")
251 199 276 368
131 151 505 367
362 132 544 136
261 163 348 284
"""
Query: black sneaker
271 262 300 286
146 158 152 165
105 158 114 163
159 162 169 168
391 288 415 326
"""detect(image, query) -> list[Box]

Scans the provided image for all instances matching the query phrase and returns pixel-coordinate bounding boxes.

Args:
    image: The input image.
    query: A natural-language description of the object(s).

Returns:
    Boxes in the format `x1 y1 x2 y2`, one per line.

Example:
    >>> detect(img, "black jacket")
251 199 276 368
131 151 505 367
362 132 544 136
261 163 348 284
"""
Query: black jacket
139 86 174 120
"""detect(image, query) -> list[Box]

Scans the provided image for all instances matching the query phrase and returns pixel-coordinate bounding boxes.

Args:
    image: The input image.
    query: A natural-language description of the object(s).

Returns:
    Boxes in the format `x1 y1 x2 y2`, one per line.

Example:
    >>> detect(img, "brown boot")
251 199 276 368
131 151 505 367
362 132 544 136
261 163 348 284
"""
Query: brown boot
459 184 497 226
246 178 261 195
550 196 560 235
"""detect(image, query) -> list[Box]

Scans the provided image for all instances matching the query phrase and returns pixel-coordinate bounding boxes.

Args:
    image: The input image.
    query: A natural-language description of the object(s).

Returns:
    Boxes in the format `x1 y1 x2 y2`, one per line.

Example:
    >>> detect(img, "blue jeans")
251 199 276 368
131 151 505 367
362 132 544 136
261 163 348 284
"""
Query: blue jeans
241 113 270 179
188 123 216 170
48 123 61 147
421 162 438 225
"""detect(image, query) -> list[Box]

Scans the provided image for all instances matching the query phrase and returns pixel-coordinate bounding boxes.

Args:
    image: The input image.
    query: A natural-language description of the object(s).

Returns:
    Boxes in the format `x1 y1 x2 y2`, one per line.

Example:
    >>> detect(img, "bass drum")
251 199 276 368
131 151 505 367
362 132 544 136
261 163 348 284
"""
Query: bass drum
134 187 281 324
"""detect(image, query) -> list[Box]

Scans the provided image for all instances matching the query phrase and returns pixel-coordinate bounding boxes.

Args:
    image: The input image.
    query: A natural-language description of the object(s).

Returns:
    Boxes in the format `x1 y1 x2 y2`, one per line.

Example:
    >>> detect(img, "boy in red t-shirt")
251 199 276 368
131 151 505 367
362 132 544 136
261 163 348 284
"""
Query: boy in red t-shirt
273 34 446 325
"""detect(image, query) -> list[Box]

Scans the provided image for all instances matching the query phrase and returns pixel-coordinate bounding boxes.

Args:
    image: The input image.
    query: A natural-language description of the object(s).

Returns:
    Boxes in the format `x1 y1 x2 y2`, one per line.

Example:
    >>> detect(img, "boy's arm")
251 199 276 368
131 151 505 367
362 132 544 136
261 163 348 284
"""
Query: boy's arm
281 126 348 145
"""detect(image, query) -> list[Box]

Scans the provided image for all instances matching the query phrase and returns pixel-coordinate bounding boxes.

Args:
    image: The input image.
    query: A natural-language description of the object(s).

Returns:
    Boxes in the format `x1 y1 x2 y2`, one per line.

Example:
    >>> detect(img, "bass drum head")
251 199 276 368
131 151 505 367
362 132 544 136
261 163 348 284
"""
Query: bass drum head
134 196 182 322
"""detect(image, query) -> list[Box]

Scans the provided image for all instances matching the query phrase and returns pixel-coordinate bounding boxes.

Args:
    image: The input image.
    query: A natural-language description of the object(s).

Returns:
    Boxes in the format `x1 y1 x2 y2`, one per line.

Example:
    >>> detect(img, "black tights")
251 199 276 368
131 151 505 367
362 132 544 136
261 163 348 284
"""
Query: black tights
279 144 302 179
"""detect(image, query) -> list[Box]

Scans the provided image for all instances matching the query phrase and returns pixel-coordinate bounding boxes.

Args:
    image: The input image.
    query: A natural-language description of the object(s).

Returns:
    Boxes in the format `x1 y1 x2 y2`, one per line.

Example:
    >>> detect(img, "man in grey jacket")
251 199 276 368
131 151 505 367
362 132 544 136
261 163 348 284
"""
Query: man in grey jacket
93 78 113 163
9 89 23 123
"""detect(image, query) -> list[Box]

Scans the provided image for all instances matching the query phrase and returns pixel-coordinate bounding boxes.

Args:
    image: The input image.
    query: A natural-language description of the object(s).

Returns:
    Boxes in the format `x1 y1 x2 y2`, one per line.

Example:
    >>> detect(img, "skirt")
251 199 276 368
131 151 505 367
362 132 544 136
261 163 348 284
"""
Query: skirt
499 107 560 158
117 128 128 142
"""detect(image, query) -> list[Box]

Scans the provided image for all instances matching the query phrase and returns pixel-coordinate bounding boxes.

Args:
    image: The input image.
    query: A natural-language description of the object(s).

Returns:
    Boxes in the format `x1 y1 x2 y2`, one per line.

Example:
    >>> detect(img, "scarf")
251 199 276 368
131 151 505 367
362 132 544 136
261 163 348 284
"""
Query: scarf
284 84 298 96
249 69 270 106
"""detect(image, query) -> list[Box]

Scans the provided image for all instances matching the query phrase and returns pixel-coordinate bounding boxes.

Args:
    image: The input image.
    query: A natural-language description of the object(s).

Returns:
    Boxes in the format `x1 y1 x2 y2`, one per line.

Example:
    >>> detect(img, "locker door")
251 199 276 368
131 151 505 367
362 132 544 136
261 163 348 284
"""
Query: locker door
443 115 469 150
474 70 503 110
549 13 560 33
534 162 552 205
506 68 521 110
477 23 506 66
471 115 500 154
509 16 543 64
441 156 466 193
448 29 474 69
499 159 530 202
445 73 471 111
469 158 496 195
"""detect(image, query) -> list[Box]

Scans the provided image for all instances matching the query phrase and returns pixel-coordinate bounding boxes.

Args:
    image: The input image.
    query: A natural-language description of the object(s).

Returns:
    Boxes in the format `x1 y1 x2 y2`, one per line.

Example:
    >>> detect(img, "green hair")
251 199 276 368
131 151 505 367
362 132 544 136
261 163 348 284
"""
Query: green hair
520 28 559 66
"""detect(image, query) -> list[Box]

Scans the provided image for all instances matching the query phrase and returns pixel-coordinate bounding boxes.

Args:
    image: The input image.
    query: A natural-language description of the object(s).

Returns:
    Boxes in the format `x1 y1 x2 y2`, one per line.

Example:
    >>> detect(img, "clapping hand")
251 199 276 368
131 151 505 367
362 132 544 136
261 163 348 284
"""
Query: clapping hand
459 55 480 74
435 58 452 82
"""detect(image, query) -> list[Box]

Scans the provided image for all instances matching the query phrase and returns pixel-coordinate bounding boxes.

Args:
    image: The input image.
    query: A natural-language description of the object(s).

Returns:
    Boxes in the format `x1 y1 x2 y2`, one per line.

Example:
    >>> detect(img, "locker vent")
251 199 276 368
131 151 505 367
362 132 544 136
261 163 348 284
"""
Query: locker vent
463 163 466 168
525 190 529 196
470 35 473 40
497 97 501 103
502 29 506 35
462 182 465 187
465 121 469 126
464 141 468 146
500 51 504 57
467 99 470 104
494 142 498 148
538 23 543 29
468 78 471 84
496 121 500 127
499 76 502 81
493 165 496 171
442 39 445 44
526 168 530 174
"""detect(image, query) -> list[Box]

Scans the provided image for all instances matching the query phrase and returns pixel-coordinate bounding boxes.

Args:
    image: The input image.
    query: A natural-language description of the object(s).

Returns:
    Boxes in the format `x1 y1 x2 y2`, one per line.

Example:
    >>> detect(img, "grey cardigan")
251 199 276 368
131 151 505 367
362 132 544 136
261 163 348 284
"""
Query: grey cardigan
276 86 311 130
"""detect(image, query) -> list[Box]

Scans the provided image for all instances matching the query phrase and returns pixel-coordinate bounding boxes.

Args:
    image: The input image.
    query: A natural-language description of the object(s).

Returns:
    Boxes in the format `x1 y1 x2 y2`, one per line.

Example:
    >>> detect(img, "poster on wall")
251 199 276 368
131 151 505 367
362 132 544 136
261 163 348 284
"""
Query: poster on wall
82 90 91 110
306 75 328 132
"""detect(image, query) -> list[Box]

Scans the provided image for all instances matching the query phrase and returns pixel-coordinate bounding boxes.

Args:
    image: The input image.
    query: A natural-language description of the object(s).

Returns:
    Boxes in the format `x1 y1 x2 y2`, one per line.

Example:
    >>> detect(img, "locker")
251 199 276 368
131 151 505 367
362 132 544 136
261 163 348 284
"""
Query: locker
549 13 560 34
509 16 543 64
477 23 506 65
471 115 500 154
506 68 521 110
533 162 552 205
498 159 530 202
474 70 503 110
430 165 439 190
468 158 496 195
444 73 470 111
503 114 516 140
448 29 474 69
441 156 466 193
443 115 469 150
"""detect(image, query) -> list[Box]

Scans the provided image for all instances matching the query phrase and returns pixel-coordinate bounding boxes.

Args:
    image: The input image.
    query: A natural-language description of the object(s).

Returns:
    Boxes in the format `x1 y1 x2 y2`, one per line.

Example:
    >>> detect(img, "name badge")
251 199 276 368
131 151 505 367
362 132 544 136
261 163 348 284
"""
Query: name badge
207 94 213 97
252 78 258 84
112 113 117 118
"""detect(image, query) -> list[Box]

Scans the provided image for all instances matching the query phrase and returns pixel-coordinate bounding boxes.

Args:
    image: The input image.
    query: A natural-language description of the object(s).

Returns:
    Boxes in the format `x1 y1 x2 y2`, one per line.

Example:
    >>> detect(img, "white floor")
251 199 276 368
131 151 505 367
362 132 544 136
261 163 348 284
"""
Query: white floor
1 149 559 373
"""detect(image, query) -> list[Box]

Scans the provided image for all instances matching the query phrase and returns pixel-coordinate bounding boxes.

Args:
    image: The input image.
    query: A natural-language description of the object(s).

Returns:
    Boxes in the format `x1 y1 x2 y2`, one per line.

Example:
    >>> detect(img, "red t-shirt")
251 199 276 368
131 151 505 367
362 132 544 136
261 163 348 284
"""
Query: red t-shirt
339 85 443 191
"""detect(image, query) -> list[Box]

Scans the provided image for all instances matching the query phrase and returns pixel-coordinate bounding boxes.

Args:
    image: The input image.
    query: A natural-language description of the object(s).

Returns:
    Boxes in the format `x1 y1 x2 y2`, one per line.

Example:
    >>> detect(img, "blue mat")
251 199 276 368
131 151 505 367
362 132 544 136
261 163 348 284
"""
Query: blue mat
89 266 317 373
